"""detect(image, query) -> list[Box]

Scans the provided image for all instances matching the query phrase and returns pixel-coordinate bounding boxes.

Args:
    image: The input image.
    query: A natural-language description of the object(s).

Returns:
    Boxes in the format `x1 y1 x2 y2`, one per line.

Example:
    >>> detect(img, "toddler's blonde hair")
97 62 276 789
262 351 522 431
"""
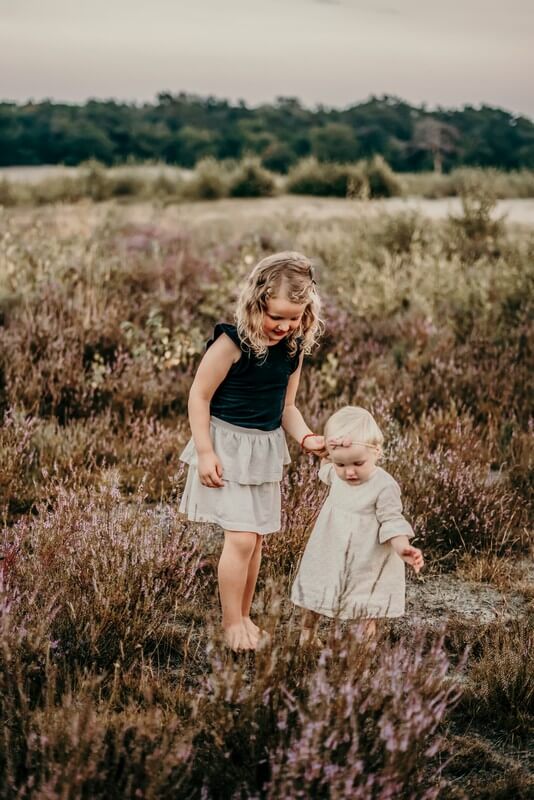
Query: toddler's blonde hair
324 406 384 450
235 251 322 359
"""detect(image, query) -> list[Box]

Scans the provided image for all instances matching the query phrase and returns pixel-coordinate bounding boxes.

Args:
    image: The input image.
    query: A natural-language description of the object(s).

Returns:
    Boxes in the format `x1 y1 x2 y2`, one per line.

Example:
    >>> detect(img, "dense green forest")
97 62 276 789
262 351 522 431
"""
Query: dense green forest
1 93 533 172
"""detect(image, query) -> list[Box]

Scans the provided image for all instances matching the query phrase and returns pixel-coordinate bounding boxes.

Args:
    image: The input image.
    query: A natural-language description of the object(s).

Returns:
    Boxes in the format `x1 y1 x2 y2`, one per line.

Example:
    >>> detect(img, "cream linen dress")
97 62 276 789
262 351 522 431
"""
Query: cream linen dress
291 463 414 619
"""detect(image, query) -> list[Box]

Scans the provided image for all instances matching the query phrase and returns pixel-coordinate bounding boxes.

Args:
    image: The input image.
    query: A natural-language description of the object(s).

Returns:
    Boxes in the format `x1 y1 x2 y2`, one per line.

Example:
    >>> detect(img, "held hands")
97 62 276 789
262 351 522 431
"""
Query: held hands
197 451 224 488
301 434 329 458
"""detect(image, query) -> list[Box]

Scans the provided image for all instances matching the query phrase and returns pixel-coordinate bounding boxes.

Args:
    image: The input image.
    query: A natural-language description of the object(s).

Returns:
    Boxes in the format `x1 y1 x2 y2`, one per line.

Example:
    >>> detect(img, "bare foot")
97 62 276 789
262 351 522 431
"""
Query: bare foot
243 617 271 649
223 622 257 651
242 616 260 638
298 628 323 648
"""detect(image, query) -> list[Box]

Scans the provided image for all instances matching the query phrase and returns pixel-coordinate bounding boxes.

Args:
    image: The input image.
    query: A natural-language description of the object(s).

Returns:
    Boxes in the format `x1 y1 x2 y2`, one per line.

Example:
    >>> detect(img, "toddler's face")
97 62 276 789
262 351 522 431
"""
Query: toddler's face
328 443 379 485
263 295 306 344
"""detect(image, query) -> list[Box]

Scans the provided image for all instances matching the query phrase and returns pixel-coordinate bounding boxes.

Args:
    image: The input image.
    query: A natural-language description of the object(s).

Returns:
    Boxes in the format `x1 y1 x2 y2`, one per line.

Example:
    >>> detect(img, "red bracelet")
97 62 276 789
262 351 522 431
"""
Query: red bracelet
300 433 317 450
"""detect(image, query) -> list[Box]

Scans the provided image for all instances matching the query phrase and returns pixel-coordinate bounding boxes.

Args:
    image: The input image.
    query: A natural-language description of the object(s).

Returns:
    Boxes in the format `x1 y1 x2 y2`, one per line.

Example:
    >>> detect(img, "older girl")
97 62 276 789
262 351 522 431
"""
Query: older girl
180 252 325 650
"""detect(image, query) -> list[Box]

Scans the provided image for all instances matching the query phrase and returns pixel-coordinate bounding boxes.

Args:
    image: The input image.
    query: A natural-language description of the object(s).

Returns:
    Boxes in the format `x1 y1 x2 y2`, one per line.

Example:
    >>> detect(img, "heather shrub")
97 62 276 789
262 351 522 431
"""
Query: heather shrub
504 418 533 509
439 733 534 799
0 224 209 419
458 618 534 740
0 408 191 519
0 634 196 800
0 196 531 797
228 157 276 197
193 622 460 799
265 454 328 578
7 701 195 799
386 420 528 564
4 480 203 675
0 410 40 518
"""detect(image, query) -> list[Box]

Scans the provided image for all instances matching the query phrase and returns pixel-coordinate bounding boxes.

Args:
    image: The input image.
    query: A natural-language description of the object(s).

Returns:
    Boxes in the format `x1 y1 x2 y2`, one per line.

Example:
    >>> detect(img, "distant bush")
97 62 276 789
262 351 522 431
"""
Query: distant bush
1 163 534 205
0 179 29 205
402 167 534 199
228 157 276 197
182 157 230 200
261 141 297 173
365 155 403 198
286 157 368 197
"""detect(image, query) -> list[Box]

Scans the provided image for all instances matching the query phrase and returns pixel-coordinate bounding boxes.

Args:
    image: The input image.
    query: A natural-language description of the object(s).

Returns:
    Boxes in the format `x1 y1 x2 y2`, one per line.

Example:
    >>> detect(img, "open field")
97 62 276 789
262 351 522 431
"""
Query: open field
0 192 533 798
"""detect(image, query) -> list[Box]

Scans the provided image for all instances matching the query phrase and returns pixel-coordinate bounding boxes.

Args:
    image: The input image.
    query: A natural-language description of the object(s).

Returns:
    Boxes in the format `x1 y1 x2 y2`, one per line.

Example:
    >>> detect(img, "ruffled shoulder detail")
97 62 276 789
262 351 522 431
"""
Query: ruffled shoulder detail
207 322 242 351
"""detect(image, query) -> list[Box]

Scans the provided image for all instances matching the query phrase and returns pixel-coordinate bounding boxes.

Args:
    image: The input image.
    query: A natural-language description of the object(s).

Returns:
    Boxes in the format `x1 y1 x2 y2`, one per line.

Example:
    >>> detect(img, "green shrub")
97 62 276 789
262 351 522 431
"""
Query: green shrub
286 157 368 197
228 157 276 197
365 155 403 198
79 160 114 201
0 179 29 206
183 157 230 200
261 142 297 173
447 179 505 261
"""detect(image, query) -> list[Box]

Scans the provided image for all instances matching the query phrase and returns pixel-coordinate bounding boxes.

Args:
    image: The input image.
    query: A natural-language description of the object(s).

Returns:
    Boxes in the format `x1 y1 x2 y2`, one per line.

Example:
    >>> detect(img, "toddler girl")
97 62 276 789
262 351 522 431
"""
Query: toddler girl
179 252 325 651
291 406 424 642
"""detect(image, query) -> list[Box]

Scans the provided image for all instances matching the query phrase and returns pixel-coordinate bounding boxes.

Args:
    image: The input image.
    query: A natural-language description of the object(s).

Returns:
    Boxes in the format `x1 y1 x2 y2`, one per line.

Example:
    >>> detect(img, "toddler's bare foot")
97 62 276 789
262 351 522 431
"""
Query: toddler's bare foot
243 617 271 648
298 628 323 648
223 622 256 651
352 619 377 639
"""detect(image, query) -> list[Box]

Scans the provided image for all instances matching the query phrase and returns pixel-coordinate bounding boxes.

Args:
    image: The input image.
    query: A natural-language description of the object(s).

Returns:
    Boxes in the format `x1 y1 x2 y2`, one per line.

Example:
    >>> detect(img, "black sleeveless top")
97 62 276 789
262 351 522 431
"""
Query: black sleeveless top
208 323 302 431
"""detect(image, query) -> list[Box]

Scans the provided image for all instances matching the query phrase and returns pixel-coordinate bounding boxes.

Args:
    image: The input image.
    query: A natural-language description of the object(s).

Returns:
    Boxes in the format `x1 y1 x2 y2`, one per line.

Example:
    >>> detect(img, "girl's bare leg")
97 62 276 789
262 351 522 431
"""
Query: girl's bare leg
241 534 264 642
218 531 257 650
351 619 377 639
299 609 323 647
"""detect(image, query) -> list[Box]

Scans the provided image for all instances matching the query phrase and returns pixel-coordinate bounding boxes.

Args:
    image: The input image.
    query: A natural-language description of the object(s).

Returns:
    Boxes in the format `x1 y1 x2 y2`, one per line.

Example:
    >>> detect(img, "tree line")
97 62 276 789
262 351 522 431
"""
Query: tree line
1 93 533 172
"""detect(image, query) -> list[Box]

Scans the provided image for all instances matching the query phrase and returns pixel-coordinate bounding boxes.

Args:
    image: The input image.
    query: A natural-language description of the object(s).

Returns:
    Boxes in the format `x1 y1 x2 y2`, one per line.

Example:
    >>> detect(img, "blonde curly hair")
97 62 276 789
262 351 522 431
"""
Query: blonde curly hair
235 251 323 359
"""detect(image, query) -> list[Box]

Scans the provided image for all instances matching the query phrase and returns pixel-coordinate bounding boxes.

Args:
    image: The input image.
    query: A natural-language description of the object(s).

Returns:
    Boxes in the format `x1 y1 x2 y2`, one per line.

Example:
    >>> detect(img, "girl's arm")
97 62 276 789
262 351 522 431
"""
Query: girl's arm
188 334 240 487
282 352 327 455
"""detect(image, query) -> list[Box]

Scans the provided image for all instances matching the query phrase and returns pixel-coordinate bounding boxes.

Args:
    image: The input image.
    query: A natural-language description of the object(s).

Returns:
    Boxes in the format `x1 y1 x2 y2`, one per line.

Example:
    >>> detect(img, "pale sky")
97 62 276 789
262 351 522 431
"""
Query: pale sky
1 0 533 116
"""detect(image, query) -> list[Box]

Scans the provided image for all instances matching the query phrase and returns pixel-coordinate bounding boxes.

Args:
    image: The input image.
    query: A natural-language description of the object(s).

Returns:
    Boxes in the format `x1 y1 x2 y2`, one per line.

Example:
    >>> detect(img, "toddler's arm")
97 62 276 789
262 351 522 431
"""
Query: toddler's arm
376 480 423 573
388 535 424 574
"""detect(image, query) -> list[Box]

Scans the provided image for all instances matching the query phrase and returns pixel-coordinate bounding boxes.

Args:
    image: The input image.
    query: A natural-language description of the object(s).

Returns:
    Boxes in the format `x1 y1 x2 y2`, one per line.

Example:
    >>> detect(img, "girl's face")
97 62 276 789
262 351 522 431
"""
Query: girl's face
328 443 379 485
263 295 306 344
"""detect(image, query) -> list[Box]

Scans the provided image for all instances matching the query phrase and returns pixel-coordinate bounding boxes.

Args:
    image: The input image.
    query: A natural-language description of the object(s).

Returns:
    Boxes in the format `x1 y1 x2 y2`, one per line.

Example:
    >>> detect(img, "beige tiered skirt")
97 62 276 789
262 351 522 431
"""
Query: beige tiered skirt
179 417 290 534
